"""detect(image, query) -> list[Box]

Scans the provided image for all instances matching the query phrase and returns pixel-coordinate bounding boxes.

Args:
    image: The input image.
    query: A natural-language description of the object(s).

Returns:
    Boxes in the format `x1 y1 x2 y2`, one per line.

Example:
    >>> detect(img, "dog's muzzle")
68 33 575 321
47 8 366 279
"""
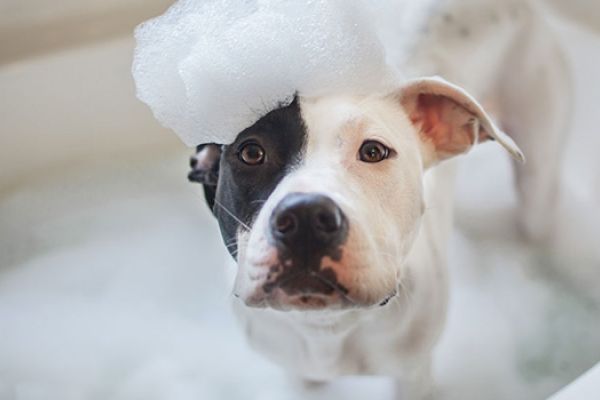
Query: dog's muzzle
264 193 349 299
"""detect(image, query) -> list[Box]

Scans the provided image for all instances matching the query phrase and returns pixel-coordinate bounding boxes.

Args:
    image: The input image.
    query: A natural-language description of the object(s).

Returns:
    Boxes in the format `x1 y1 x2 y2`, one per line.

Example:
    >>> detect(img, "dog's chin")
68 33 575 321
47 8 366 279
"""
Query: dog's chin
238 286 399 311
241 288 350 311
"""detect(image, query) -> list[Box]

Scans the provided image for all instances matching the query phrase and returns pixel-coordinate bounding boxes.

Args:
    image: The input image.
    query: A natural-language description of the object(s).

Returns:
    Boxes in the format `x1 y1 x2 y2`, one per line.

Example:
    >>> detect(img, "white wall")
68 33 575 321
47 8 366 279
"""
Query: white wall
0 0 173 63
547 0 600 34
0 1 180 190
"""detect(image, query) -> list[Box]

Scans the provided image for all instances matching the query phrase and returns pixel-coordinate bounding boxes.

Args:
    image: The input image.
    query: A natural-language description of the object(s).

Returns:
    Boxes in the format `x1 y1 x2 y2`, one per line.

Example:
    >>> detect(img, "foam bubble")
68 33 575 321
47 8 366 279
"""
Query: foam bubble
132 0 401 146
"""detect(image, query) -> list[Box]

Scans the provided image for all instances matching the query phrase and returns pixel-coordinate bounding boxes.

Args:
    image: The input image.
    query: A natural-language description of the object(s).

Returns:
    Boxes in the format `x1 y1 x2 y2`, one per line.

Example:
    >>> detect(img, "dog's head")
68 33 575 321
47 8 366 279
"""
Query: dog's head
189 77 523 311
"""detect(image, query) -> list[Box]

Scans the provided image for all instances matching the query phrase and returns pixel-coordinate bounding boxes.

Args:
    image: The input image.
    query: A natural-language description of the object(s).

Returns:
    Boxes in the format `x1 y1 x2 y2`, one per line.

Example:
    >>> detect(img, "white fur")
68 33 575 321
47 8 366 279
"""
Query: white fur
227 0 572 398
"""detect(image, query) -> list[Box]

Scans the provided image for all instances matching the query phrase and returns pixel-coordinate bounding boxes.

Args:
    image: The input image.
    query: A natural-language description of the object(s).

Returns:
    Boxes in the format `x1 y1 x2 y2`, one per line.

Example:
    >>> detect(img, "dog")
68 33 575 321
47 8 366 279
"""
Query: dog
187 0 571 398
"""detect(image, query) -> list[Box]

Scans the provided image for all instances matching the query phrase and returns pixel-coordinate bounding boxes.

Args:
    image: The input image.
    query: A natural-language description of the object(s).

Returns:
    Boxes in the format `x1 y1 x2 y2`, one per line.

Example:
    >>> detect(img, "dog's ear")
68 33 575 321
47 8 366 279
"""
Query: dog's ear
398 76 525 167
188 144 222 210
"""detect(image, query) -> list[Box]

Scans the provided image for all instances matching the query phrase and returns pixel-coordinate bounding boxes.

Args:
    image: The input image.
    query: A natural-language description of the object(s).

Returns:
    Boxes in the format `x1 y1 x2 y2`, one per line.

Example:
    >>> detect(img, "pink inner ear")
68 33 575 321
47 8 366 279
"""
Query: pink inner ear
409 93 477 160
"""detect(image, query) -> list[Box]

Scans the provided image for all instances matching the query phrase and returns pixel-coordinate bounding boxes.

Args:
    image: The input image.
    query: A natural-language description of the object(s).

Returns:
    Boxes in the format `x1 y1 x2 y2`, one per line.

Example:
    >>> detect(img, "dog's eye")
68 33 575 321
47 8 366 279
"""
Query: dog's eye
359 140 390 163
238 142 265 166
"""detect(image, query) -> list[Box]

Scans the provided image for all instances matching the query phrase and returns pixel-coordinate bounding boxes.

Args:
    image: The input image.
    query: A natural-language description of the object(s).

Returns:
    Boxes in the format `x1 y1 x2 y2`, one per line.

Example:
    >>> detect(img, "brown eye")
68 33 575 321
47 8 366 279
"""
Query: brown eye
238 142 265 165
359 140 390 163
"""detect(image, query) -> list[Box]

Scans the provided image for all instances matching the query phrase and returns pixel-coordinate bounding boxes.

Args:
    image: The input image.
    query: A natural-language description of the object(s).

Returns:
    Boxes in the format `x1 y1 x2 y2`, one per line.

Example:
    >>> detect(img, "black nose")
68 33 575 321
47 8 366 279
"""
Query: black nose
270 193 348 250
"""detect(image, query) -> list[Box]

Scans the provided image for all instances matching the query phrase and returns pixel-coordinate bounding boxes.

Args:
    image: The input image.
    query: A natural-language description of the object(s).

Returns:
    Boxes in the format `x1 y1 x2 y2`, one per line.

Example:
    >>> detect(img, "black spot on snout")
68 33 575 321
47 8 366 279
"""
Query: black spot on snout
263 193 350 297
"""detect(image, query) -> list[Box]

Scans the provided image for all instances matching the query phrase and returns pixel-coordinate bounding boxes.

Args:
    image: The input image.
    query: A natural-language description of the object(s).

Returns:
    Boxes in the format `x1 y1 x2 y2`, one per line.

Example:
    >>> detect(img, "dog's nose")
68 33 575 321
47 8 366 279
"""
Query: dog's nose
270 193 348 250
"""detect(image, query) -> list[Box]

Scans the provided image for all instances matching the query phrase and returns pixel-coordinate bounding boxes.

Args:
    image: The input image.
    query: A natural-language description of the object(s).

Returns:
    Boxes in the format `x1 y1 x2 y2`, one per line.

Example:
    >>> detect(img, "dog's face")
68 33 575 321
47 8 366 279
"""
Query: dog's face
189 78 522 311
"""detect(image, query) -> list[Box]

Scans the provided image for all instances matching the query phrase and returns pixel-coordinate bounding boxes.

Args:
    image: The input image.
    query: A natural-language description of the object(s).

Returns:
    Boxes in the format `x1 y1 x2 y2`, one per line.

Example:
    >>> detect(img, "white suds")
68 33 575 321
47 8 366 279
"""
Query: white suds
132 0 403 146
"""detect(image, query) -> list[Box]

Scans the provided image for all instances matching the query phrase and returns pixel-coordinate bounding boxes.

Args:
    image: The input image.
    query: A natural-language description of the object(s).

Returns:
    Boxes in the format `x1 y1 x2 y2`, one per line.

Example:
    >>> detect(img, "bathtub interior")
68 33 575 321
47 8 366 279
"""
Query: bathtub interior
1 12 600 400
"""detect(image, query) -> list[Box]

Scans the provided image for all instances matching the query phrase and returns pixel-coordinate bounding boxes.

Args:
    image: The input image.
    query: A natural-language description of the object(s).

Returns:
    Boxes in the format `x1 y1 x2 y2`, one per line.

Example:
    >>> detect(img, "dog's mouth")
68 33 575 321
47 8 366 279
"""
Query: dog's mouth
241 267 356 310
263 268 348 296
238 267 401 311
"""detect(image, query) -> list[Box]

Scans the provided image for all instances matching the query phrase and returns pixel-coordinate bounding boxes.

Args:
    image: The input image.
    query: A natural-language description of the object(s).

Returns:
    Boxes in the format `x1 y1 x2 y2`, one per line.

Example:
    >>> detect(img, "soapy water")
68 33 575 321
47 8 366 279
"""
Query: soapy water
0 130 598 400
132 0 441 146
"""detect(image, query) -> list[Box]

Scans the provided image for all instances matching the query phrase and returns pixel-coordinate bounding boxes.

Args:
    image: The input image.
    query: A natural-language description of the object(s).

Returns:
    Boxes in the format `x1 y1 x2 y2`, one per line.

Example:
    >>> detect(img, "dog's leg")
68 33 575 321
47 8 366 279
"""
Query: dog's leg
496 14 572 241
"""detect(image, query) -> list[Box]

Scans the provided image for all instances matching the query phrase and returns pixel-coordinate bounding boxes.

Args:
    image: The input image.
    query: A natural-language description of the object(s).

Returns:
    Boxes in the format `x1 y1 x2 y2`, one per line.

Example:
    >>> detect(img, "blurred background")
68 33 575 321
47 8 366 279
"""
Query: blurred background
0 1 599 399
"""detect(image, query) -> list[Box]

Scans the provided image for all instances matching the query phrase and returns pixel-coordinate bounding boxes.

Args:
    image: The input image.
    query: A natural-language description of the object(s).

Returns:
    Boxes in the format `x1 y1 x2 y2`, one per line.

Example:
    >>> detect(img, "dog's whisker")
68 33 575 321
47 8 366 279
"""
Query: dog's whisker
396 277 413 304
249 199 268 206
353 246 398 261
308 271 358 306
224 236 238 245
214 199 251 231
186 187 249 232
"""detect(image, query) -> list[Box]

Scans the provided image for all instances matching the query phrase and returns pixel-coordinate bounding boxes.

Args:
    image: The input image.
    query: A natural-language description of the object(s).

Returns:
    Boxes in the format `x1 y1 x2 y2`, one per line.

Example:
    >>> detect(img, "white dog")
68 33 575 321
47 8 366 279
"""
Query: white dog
184 0 573 398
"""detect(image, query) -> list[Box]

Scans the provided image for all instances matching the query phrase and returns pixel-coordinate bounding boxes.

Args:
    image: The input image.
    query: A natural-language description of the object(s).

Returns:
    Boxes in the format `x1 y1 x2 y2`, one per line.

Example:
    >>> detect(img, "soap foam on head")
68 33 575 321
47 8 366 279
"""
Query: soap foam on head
132 0 401 146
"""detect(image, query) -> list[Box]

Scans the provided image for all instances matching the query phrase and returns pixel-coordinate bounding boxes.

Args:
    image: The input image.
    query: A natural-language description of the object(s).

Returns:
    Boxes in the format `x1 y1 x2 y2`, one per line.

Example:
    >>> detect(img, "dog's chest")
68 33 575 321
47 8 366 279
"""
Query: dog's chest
233 305 357 378
232 301 421 379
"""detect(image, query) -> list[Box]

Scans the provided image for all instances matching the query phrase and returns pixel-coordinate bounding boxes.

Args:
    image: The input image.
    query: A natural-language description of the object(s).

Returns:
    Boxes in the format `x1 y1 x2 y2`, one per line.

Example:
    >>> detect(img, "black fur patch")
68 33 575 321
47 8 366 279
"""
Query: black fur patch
206 99 307 257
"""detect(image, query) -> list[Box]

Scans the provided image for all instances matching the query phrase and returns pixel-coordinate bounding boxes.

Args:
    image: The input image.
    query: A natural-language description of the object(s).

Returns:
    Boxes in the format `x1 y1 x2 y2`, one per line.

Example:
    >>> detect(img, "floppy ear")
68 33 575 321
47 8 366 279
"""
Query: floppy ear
398 76 525 167
188 144 222 210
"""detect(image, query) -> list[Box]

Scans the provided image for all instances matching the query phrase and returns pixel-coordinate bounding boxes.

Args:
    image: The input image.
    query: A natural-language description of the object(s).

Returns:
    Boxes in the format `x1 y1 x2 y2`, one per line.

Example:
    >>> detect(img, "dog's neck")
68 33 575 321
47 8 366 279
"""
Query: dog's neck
283 307 375 336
